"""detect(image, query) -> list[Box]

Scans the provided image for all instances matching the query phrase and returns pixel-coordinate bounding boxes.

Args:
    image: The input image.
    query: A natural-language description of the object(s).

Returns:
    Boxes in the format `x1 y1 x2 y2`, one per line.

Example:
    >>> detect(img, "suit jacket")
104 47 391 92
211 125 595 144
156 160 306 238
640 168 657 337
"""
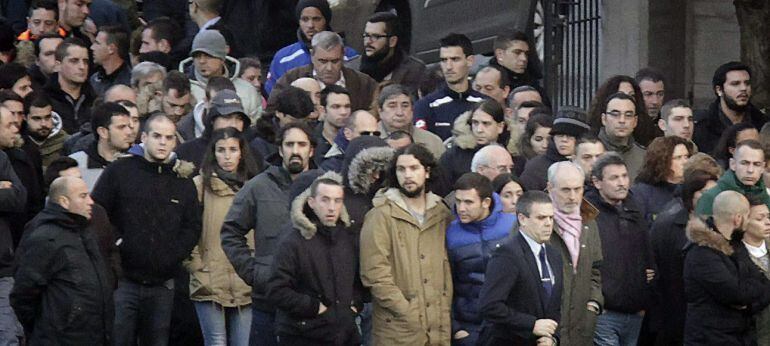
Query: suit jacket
479 229 563 345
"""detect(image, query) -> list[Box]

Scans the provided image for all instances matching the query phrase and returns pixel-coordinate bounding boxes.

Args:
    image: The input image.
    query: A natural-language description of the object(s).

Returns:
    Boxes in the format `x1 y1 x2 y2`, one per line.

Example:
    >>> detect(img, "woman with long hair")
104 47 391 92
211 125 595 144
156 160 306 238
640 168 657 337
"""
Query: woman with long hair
631 136 695 223
587 75 658 146
513 112 553 176
492 173 526 214
188 128 261 345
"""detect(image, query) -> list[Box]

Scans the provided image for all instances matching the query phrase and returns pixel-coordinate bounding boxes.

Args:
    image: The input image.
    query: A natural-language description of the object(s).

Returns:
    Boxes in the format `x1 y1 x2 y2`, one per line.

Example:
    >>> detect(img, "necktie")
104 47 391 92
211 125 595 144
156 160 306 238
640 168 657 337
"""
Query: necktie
539 245 553 298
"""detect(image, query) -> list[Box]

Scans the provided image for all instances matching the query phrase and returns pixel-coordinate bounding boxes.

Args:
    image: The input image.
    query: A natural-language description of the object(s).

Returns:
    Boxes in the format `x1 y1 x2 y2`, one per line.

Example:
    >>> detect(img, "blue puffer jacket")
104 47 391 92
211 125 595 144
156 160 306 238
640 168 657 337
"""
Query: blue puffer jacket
446 193 516 344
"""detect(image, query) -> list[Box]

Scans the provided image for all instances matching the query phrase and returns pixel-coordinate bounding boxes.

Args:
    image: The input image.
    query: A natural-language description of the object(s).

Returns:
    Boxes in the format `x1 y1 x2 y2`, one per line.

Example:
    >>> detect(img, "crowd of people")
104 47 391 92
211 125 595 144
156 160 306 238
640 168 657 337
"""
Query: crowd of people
0 0 768 345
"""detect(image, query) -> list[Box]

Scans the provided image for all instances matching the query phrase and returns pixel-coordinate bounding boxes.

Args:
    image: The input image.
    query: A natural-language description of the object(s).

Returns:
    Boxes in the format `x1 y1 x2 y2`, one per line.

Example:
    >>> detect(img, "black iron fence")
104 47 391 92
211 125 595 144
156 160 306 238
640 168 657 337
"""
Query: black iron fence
542 0 602 112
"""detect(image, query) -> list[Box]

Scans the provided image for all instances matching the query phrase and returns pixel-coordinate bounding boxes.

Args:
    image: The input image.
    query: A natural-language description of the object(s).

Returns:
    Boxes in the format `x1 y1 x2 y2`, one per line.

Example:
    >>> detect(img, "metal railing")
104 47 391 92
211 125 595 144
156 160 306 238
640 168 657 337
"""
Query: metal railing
543 0 602 112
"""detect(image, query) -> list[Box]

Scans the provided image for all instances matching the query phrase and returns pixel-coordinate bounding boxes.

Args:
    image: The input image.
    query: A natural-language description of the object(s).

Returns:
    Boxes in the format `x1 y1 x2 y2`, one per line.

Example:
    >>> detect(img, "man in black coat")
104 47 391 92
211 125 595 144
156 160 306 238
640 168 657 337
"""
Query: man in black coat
91 114 201 346
683 190 770 344
585 152 654 346
268 172 362 345
41 38 96 135
0 150 26 344
693 61 767 154
11 176 113 345
479 191 562 346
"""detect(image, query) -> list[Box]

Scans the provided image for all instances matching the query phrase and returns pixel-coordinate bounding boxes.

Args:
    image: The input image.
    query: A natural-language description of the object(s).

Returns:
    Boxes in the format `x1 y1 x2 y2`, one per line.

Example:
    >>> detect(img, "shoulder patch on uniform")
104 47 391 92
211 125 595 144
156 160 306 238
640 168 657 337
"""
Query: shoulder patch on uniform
429 96 453 108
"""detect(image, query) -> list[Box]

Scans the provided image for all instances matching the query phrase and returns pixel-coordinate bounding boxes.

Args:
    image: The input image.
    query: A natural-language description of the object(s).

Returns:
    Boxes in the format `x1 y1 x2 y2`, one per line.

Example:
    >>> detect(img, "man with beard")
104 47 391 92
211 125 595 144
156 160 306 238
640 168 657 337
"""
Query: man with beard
22 92 70 168
353 12 425 92
360 144 453 345
264 0 358 95
68 102 133 190
585 153 654 346
694 61 766 154
222 122 316 346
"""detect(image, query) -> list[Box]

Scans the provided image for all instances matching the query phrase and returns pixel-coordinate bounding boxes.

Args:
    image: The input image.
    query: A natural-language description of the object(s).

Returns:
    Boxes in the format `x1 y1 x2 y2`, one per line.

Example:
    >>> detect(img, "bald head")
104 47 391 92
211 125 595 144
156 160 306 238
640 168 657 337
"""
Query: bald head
713 191 749 220
548 161 584 188
471 144 514 181
48 176 76 202
105 85 138 103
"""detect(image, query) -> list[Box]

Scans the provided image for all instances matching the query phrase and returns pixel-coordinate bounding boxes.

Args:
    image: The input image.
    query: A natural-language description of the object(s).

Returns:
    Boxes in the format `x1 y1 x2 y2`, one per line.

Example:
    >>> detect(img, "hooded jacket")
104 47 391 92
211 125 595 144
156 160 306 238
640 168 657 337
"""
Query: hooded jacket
693 98 767 155
69 139 119 191
24 111 69 169
360 188 454 345
180 56 262 124
696 169 770 216
683 217 770 345
519 139 569 191
220 165 295 312
11 203 113 345
187 175 254 307
268 171 362 345
342 144 394 236
446 193 515 344
91 145 200 285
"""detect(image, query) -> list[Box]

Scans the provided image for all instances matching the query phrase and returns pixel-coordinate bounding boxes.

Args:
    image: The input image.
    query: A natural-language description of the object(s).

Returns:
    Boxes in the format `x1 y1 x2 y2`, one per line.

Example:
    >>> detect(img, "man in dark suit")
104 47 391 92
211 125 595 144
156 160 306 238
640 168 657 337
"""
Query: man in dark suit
479 190 563 346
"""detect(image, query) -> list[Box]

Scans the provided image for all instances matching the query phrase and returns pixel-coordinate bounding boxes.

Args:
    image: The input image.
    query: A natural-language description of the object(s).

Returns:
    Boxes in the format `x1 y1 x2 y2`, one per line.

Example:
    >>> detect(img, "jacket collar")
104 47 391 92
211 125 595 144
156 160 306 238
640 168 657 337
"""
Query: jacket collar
717 169 768 194
289 171 350 239
345 146 394 195
598 127 637 153
452 193 505 231
127 144 195 178
686 216 734 256
373 188 446 228
38 202 90 231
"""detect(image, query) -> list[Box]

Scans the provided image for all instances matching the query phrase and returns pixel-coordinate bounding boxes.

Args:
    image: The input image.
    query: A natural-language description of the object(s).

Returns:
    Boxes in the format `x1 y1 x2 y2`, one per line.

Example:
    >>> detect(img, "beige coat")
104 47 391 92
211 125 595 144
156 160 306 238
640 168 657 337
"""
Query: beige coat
360 188 453 345
188 175 254 307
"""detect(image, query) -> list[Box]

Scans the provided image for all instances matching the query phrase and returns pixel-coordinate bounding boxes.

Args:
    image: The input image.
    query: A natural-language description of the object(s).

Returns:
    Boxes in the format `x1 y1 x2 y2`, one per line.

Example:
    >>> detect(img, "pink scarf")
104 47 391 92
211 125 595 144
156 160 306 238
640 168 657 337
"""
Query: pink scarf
553 203 582 271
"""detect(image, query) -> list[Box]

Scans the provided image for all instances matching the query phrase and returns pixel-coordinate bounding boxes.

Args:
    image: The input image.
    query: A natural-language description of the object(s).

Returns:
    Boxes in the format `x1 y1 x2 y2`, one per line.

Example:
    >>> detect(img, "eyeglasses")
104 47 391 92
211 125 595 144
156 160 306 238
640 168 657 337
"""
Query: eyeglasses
359 131 382 137
362 33 390 41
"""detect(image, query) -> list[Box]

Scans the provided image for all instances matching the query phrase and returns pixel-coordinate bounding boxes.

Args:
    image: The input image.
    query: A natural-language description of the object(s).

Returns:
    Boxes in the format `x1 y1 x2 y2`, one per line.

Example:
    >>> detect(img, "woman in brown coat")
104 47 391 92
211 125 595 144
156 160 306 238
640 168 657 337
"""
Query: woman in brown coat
188 128 261 346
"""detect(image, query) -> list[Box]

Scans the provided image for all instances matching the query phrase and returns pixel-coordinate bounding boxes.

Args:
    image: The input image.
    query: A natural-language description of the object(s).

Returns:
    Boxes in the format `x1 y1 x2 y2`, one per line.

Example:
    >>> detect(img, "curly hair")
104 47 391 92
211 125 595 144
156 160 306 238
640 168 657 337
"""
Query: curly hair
386 144 441 192
635 136 694 185
587 75 657 146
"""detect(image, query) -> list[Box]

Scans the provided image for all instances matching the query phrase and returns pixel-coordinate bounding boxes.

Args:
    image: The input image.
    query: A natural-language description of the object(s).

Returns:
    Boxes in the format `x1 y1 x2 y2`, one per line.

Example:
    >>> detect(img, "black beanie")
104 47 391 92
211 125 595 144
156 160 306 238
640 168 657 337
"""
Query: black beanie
296 0 332 23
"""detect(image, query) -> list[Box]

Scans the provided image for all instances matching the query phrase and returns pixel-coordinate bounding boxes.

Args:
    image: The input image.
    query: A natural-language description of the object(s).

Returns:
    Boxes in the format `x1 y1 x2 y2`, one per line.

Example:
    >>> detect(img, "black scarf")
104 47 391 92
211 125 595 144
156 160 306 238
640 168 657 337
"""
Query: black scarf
214 166 246 192
360 48 404 82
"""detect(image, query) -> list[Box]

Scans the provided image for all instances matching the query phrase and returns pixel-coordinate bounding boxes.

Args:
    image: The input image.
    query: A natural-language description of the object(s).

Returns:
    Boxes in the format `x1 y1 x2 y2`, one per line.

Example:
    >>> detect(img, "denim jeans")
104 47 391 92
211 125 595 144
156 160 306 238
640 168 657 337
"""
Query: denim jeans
0 277 21 346
593 309 644 346
113 278 175 346
194 301 252 346
358 302 372 346
249 309 276 346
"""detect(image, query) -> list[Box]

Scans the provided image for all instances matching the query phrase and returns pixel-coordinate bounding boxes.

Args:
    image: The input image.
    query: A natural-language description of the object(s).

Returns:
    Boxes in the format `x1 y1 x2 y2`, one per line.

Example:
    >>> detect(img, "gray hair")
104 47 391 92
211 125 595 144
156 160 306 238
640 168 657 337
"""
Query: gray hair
547 161 584 185
311 31 344 52
471 144 504 172
130 62 167 88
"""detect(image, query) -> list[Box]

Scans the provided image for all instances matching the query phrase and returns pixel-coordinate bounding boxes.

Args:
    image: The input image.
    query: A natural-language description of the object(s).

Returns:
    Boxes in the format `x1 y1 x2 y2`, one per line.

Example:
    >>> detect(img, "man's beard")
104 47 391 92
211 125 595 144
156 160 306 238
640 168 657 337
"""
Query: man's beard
724 94 749 112
285 155 306 174
29 129 51 141
398 183 425 198
362 45 390 62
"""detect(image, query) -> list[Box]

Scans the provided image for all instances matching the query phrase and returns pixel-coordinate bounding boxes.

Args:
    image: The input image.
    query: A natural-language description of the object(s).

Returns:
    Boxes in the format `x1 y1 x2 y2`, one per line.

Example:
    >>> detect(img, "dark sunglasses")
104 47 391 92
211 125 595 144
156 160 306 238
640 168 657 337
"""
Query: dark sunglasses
359 131 381 137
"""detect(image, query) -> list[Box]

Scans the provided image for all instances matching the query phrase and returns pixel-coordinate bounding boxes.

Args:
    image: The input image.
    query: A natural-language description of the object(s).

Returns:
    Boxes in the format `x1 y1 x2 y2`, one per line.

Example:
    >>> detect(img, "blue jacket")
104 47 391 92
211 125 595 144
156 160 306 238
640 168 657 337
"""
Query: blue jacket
413 84 486 140
446 193 516 343
265 40 359 95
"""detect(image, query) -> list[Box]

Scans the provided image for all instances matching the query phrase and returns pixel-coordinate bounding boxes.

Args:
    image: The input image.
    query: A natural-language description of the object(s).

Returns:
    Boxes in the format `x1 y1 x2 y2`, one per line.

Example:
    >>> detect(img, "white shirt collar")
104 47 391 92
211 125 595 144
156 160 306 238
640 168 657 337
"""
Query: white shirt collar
312 69 345 88
520 230 545 256
744 240 768 258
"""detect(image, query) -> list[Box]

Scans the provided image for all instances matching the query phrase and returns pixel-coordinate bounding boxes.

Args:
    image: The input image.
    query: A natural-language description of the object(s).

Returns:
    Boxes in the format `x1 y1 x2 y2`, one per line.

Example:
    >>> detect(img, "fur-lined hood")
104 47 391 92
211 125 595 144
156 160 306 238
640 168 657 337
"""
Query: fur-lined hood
449 110 477 150
448 109 517 152
685 216 734 256
346 146 394 195
290 171 351 240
